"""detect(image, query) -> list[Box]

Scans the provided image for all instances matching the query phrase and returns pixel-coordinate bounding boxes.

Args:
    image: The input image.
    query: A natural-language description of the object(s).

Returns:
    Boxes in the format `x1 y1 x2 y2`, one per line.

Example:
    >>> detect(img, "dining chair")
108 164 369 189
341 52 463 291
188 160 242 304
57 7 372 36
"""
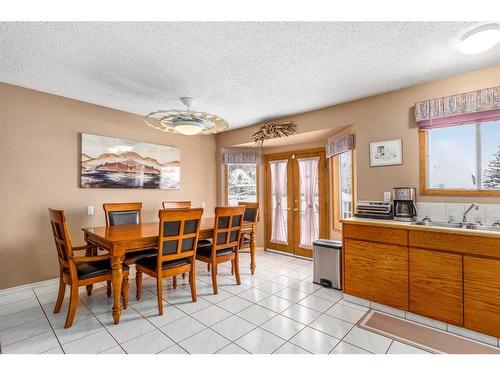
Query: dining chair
103 202 157 299
162 201 192 209
49 209 129 328
231 202 259 275
196 206 245 294
135 208 204 315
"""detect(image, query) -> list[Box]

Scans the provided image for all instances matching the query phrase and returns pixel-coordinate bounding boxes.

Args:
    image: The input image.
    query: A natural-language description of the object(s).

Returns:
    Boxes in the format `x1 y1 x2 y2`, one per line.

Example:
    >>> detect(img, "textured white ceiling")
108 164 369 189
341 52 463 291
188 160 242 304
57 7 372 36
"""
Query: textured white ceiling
1 22 500 130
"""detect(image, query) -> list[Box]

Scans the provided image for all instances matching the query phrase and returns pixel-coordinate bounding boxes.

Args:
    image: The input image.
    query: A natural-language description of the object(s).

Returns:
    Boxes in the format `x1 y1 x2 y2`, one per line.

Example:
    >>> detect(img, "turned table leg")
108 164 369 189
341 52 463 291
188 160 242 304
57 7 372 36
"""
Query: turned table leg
250 226 256 275
111 253 123 324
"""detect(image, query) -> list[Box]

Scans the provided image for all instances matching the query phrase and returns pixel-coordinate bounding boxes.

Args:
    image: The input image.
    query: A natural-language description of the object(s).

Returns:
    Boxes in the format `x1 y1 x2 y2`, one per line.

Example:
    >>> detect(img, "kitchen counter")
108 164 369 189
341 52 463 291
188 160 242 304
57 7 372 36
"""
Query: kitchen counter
341 217 500 239
341 217 500 338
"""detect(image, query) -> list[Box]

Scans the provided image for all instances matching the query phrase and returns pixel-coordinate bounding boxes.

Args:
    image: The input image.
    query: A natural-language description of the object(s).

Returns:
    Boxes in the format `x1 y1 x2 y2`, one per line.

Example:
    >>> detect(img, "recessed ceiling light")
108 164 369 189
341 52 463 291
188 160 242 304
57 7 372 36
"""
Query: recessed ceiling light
460 24 500 54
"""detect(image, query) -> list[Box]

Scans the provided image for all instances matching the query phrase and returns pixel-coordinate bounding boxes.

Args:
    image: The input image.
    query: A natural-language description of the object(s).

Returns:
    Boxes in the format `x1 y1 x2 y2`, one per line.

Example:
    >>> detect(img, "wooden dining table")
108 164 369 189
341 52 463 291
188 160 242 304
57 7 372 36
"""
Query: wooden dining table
82 217 257 324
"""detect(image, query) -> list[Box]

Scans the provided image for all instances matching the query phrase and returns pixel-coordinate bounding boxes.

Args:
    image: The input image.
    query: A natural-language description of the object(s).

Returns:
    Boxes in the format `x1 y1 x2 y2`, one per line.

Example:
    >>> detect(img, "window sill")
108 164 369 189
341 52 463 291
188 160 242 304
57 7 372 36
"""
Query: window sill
420 188 500 197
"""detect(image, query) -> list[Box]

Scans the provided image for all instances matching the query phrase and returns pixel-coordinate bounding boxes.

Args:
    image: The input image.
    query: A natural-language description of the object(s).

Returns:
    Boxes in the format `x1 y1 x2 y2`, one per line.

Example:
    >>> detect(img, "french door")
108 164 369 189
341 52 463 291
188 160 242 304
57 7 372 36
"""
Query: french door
264 149 328 258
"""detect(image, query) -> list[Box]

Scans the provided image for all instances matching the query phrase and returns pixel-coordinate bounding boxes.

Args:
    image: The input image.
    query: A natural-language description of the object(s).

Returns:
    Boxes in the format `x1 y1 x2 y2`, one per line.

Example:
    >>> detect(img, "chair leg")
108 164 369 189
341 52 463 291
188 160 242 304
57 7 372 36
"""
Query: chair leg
136 270 143 300
207 263 210 272
211 261 218 294
173 276 177 289
64 285 79 329
234 253 241 285
189 270 197 302
86 284 93 296
54 277 66 314
231 260 234 275
121 274 129 309
106 280 112 297
182 273 186 280
157 276 164 316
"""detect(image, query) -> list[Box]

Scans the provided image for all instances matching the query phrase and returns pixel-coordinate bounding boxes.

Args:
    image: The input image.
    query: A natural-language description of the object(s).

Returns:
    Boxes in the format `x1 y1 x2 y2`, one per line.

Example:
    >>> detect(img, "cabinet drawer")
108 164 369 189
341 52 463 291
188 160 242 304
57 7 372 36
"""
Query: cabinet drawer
344 239 409 310
343 224 408 246
464 256 500 338
409 248 463 326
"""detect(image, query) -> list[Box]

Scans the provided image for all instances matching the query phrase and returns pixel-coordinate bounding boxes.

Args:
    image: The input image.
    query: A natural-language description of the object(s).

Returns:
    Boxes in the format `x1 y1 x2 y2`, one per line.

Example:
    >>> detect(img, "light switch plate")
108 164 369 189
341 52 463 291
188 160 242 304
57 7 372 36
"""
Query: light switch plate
87 205 94 215
383 192 391 202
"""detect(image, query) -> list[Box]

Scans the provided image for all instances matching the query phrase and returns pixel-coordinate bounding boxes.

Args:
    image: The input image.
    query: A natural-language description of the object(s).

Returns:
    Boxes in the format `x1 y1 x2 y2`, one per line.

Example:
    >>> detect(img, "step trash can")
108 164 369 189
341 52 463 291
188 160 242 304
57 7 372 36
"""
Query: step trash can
312 239 342 290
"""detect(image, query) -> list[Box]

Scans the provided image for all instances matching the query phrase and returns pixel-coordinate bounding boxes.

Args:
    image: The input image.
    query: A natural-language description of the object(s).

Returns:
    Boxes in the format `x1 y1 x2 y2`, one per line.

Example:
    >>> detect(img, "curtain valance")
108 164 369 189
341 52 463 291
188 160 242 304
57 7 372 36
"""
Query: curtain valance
222 149 262 164
415 86 500 129
326 134 354 158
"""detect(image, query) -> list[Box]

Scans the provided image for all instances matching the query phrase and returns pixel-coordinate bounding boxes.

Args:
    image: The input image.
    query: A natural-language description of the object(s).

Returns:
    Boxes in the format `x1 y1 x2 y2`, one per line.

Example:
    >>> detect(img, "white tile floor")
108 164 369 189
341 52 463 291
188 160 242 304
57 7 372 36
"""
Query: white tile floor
0 250 441 354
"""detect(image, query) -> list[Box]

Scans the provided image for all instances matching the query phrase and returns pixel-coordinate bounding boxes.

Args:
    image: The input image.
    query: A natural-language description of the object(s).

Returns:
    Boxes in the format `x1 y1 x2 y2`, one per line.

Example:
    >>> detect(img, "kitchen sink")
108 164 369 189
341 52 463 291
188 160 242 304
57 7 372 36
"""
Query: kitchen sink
412 221 500 232
412 221 463 229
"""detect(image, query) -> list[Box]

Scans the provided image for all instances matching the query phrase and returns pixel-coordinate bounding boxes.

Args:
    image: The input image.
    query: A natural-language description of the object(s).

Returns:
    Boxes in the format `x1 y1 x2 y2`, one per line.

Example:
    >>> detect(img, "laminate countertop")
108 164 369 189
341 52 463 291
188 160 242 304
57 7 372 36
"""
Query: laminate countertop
341 217 500 239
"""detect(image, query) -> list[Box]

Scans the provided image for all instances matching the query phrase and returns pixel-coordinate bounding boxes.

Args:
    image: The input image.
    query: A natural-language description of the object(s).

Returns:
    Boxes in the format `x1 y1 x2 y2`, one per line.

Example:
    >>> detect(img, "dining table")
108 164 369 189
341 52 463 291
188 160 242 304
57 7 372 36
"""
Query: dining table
82 216 257 324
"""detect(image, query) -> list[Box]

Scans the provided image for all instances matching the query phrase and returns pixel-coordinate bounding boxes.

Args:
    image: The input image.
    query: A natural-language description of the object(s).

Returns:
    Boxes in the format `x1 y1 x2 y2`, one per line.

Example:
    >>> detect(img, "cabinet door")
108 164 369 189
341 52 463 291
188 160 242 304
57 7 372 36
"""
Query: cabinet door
344 239 408 310
409 248 463 326
464 256 500 338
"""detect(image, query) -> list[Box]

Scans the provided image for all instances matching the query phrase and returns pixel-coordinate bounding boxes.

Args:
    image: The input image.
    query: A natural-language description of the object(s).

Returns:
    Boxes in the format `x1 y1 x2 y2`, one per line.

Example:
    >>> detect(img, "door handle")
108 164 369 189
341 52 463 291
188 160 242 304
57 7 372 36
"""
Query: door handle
293 208 299 212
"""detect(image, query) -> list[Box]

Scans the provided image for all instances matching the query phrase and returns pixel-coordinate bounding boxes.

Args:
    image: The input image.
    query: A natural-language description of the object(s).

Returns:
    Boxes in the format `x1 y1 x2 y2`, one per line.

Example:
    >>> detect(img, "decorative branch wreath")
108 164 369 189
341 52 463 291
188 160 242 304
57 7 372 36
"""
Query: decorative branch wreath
251 121 297 147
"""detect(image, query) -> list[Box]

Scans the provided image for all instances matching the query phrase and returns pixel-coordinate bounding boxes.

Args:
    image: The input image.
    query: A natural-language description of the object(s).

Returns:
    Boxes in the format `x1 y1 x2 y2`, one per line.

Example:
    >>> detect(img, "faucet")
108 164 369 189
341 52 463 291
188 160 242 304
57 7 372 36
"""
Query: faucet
462 203 478 223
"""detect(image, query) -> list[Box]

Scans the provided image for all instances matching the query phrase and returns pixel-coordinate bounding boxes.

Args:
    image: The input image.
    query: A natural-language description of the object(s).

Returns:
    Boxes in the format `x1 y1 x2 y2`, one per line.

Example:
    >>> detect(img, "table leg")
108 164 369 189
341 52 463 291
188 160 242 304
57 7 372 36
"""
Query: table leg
111 255 123 324
250 226 256 275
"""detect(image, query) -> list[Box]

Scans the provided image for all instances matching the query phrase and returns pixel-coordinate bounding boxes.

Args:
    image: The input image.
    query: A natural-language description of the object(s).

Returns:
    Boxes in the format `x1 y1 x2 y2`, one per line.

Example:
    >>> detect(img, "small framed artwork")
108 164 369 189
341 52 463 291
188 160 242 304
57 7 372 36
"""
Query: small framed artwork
369 138 402 167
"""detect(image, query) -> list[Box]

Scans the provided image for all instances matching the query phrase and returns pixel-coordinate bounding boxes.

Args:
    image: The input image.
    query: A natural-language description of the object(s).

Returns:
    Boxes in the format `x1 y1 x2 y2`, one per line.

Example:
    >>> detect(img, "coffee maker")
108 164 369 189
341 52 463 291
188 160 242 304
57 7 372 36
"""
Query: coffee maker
393 187 417 222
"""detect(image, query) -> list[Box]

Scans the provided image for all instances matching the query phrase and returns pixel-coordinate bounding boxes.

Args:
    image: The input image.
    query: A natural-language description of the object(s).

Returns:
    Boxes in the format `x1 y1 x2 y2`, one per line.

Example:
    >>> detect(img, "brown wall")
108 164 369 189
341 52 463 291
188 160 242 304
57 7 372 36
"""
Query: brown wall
217 65 500 206
0 83 217 289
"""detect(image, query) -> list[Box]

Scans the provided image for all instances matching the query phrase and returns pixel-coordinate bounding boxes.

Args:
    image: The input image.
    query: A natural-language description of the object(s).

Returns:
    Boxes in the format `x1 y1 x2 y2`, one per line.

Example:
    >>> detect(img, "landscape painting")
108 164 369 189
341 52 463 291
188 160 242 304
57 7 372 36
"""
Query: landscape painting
81 133 180 189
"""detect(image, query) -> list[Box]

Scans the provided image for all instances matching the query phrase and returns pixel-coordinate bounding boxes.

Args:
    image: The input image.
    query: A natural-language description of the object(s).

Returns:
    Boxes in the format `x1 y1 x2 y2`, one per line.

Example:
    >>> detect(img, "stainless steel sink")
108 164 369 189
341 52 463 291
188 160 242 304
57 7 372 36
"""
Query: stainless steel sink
412 221 463 229
411 221 500 232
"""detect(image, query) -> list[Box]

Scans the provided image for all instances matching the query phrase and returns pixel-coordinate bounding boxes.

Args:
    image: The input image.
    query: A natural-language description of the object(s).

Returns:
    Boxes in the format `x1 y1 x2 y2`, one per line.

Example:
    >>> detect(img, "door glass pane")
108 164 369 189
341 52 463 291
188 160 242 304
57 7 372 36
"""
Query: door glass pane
298 157 319 248
481 120 500 190
339 151 353 219
227 163 257 205
269 160 288 244
428 124 477 189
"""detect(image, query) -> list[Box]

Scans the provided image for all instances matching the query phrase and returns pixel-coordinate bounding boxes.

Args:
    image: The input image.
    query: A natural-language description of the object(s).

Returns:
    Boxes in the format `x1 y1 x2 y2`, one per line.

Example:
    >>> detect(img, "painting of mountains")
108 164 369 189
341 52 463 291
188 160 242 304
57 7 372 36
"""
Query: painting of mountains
81 133 180 189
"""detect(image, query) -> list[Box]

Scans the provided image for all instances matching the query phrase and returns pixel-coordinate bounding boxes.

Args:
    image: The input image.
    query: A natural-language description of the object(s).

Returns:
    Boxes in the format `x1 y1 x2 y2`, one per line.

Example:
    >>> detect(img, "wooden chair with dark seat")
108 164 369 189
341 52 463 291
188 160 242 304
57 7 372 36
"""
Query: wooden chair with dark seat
49 209 129 328
196 206 245 294
103 202 157 299
162 201 191 209
231 202 259 275
135 208 204 315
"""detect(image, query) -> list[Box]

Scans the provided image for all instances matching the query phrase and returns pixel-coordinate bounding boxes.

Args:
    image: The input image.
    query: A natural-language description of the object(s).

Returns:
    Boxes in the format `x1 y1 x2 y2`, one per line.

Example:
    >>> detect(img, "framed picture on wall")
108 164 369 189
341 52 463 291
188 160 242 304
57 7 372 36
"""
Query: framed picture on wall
80 133 180 189
369 138 402 167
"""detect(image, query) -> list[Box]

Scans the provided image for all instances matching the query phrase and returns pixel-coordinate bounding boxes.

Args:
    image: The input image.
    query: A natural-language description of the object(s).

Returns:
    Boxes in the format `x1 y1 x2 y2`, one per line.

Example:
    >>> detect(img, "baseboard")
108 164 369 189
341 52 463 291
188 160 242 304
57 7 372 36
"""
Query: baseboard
0 277 59 296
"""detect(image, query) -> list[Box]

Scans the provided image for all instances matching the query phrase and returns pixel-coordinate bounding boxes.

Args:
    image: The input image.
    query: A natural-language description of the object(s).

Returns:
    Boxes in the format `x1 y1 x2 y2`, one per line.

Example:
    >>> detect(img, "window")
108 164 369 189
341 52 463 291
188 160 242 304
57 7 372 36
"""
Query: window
333 150 354 230
338 151 353 220
421 119 500 194
226 163 258 205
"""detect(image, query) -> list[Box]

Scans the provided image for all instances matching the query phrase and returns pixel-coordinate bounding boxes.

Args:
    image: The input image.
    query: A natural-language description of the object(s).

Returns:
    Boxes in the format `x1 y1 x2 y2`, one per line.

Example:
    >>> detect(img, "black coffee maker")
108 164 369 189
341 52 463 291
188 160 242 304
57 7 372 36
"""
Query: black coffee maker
393 187 417 222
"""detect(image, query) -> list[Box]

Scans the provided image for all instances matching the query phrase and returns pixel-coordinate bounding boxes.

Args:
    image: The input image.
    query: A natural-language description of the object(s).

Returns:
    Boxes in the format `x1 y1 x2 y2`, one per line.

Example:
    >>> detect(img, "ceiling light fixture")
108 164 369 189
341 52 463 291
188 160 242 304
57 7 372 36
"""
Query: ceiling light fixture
460 24 500 54
144 97 228 136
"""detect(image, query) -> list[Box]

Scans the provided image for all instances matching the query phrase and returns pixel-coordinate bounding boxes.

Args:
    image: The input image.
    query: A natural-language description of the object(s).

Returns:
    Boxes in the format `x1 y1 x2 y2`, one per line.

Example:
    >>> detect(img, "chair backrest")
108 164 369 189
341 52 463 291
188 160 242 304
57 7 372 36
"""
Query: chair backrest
162 201 192 209
238 202 259 223
157 208 204 265
103 202 143 226
48 209 73 269
213 206 245 253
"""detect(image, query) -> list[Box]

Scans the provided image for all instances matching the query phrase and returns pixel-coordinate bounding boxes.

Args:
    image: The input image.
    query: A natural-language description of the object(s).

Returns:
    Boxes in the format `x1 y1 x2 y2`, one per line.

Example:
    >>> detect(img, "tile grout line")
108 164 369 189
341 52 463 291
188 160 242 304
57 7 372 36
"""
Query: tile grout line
32 288 65 354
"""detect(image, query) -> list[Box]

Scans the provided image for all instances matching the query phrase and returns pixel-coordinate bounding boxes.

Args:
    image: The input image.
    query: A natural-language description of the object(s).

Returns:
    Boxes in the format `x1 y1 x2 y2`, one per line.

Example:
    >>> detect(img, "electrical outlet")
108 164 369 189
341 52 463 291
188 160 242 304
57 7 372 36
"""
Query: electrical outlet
383 192 391 202
87 205 94 215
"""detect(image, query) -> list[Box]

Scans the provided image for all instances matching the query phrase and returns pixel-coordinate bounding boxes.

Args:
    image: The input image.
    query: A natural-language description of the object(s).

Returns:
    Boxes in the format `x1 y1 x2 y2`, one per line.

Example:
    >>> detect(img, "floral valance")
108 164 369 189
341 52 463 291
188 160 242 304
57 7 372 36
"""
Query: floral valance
326 134 354 158
415 86 500 128
222 149 262 164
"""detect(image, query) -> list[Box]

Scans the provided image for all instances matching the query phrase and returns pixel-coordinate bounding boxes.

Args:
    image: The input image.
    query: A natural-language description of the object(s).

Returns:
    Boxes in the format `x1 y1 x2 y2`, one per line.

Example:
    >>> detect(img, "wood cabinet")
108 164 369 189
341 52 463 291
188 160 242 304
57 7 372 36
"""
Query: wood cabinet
344 239 409 310
464 256 500 338
342 220 500 339
409 248 463 326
